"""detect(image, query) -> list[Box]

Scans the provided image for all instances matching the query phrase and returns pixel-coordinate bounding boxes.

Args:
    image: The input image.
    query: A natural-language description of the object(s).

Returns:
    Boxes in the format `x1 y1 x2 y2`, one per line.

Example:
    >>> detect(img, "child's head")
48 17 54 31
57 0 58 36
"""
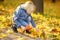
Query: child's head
23 1 36 14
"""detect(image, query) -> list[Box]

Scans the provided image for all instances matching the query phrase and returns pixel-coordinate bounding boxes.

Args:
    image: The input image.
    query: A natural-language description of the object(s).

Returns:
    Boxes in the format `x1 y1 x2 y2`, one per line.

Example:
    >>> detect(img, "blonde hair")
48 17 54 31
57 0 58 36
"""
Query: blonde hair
22 1 36 13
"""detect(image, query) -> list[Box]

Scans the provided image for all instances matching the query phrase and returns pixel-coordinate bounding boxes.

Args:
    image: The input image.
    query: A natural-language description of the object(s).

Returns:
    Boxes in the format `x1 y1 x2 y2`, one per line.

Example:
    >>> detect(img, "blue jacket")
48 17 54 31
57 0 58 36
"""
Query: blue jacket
13 5 36 28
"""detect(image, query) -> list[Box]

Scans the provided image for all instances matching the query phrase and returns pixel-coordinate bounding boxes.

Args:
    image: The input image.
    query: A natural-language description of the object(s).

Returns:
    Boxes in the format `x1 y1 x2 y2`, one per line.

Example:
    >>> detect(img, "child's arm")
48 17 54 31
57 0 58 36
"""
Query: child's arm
31 18 36 27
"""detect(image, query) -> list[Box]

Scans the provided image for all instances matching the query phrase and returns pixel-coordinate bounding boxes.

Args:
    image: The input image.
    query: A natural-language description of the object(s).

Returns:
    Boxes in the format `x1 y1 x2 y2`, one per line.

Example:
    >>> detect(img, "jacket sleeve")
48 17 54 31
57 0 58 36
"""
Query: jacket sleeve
31 17 36 27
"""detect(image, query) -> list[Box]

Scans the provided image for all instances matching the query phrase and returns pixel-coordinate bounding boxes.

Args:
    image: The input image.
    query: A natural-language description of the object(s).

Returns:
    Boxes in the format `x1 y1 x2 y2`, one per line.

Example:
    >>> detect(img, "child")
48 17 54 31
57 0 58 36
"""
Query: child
12 1 36 33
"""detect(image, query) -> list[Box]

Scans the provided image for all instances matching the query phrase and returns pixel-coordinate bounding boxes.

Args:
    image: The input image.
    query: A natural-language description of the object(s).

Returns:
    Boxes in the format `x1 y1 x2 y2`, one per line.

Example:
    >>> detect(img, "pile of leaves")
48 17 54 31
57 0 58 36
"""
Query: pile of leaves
0 9 60 40
31 13 60 40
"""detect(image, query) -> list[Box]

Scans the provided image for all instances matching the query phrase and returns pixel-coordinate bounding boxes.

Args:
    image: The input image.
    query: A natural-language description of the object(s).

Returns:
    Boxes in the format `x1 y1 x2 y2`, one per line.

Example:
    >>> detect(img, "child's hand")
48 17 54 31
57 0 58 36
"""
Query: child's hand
25 25 32 31
21 26 26 31
25 23 33 31
36 28 40 32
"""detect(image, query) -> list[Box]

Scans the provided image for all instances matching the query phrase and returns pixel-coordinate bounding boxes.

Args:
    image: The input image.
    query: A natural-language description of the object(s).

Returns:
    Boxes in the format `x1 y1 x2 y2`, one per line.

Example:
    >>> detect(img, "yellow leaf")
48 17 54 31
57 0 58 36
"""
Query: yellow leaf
0 33 7 38
17 38 25 40
6 29 13 34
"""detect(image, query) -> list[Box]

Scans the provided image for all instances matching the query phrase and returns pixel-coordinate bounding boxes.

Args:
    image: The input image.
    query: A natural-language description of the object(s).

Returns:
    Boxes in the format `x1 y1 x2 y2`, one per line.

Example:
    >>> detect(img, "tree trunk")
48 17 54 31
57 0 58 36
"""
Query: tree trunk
52 0 56 3
0 0 4 2
31 0 43 14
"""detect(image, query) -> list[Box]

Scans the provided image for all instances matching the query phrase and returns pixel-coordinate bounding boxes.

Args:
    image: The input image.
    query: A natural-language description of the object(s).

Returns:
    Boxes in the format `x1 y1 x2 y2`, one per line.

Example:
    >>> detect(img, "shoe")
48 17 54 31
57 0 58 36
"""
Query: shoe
12 25 18 33
26 30 31 34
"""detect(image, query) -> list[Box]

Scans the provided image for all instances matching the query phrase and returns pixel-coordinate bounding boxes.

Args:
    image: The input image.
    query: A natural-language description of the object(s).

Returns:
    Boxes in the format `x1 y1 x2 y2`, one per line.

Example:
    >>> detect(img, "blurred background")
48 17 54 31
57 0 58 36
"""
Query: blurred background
0 0 60 18
44 0 60 18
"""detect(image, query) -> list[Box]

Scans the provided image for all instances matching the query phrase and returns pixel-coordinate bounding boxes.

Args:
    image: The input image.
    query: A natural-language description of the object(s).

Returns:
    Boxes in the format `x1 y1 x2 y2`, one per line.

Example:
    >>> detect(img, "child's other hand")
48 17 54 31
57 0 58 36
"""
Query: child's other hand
36 28 40 32
21 26 26 31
